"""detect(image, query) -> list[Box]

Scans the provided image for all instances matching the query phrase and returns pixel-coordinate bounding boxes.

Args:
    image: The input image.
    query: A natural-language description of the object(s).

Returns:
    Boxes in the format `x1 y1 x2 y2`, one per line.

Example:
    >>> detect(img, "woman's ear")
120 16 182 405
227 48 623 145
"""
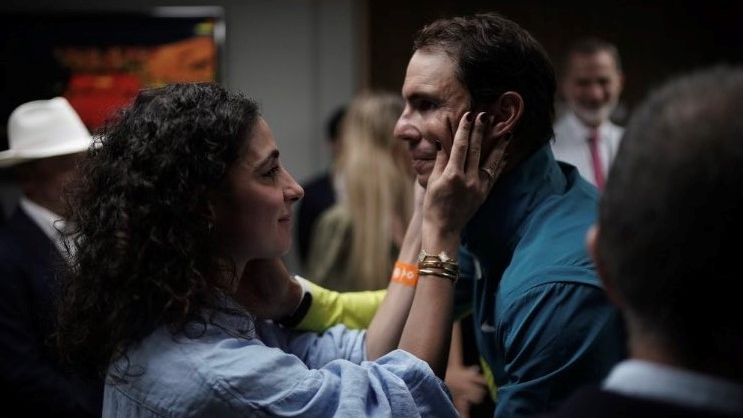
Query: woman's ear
587 225 624 309
486 91 524 138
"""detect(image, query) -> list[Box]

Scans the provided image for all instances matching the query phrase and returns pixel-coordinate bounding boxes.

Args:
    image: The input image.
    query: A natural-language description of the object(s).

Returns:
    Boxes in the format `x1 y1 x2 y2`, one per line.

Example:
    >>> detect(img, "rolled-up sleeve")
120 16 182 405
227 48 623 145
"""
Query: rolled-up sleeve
210 342 457 417
285 324 368 367
105 317 458 417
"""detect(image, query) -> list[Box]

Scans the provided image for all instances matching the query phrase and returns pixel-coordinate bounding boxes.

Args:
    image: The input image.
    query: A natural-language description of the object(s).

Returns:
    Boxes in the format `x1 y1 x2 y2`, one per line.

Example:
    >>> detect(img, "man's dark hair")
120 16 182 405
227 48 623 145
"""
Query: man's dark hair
413 13 556 151
598 66 743 378
562 37 622 75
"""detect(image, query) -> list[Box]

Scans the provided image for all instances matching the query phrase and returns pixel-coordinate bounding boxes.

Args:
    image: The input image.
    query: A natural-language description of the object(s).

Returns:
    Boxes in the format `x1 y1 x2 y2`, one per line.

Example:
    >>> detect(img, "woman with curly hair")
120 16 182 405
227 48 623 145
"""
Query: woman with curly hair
56 82 500 417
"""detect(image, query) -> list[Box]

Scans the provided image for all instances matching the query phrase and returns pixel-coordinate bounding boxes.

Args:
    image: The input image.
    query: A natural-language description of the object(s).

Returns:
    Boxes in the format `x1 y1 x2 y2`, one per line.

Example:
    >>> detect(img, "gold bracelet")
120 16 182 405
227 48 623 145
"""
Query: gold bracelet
418 249 457 264
417 250 458 276
418 268 458 283
417 261 459 273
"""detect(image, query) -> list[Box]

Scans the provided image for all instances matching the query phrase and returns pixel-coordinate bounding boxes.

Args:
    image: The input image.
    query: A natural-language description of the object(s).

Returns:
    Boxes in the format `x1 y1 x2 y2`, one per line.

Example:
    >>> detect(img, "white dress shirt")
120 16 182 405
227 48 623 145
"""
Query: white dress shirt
19 197 68 257
604 359 743 415
552 111 623 187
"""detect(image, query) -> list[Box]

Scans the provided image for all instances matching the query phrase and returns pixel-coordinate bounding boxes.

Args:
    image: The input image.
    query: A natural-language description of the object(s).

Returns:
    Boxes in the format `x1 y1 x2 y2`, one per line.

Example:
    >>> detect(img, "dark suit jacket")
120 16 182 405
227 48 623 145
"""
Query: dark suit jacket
0 208 101 417
536 386 743 418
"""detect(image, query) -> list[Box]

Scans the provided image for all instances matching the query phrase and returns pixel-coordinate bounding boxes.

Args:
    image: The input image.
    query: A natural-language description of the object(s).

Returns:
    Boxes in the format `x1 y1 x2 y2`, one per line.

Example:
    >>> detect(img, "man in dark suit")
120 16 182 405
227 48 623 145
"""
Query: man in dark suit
0 97 100 417
540 66 743 417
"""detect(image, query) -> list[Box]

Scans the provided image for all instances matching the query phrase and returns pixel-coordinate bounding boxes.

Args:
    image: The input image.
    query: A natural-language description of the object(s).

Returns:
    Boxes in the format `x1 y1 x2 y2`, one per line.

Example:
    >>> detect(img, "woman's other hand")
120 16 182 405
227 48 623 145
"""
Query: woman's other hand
235 259 302 320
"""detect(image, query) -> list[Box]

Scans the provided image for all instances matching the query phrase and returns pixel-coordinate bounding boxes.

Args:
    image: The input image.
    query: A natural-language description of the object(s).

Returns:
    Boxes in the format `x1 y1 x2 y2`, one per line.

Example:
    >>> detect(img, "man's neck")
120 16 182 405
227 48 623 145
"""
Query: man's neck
629 334 680 368
575 112 604 129
18 196 67 254
21 190 65 218
20 196 62 221
630 330 743 382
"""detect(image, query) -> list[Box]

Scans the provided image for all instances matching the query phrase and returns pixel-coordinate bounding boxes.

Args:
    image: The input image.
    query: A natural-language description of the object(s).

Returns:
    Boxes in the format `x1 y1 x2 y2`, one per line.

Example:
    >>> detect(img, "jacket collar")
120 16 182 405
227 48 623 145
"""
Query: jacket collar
462 145 567 262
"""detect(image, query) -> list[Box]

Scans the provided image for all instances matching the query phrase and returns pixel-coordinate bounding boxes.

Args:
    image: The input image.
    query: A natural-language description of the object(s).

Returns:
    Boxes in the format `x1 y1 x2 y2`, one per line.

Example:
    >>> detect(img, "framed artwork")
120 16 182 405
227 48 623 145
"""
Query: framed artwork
0 6 225 141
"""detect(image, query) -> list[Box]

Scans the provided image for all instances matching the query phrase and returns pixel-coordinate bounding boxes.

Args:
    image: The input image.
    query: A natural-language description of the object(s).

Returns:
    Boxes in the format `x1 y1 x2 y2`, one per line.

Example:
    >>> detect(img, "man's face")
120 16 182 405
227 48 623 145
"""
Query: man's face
19 152 84 216
394 49 471 186
562 50 623 127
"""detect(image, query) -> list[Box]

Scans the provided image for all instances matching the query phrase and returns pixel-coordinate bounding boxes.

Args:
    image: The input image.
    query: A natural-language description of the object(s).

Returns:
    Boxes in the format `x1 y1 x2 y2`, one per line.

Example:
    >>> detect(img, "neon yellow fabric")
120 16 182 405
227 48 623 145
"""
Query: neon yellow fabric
480 356 498 401
297 280 386 331
297 279 497 399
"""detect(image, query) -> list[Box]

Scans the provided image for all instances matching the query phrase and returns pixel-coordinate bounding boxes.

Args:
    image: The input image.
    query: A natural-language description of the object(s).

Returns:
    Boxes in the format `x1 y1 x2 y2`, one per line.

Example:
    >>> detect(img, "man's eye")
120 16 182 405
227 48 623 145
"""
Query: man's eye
416 100 437 111
264 166 280 178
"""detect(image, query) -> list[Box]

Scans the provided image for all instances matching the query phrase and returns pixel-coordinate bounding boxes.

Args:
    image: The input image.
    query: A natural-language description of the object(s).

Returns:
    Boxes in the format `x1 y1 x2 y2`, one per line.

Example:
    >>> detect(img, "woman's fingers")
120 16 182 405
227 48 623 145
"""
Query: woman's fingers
480 130 511 188
431 111 474 184
430 140 449 181
432 110 499 191
446 111 474 175
466 112 488 179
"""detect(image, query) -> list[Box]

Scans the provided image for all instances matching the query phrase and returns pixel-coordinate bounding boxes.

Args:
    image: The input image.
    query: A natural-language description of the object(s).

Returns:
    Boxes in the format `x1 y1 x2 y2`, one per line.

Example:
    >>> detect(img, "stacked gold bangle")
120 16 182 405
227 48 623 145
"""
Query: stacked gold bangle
417 250 459 283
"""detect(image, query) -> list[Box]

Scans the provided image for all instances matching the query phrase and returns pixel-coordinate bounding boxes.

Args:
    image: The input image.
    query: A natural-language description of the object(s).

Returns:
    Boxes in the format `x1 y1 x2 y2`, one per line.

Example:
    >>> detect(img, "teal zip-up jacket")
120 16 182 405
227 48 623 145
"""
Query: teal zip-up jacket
457 145 626 418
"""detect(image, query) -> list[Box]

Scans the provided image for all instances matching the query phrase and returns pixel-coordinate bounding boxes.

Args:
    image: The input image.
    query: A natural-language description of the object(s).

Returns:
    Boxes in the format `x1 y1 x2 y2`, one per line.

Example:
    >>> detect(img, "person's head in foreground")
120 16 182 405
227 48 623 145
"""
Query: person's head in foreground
57 83 304 377
394 12 556 186
591 66 743 384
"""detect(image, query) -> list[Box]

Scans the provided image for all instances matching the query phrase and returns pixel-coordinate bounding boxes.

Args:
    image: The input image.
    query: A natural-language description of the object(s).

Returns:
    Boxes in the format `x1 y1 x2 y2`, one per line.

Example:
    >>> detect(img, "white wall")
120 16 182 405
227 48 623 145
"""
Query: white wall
1 0 362 271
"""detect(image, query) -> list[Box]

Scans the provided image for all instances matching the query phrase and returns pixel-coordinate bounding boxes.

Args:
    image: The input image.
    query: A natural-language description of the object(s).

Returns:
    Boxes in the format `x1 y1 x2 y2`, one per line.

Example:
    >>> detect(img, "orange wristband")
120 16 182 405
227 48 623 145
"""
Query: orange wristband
391 261 418 287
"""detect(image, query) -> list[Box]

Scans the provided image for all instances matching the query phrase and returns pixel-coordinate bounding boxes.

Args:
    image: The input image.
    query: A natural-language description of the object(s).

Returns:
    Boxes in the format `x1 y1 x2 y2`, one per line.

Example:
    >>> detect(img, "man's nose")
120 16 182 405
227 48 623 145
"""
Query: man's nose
586 83 606 103
394 113 418 143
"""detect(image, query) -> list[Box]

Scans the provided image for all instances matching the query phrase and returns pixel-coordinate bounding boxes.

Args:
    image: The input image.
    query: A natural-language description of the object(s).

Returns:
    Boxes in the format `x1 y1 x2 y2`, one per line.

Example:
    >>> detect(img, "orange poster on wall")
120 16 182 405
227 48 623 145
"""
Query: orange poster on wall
1 9 223 136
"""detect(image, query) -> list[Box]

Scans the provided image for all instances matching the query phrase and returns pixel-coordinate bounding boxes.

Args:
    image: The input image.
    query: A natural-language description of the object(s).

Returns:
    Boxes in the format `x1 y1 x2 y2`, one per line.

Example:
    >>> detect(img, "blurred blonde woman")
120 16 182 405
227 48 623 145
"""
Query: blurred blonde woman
306 92 414 291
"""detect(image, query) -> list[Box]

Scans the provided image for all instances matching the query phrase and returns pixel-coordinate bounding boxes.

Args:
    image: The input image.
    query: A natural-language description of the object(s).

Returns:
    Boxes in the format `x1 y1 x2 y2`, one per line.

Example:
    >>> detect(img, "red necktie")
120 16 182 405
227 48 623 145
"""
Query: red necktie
588 128 605 190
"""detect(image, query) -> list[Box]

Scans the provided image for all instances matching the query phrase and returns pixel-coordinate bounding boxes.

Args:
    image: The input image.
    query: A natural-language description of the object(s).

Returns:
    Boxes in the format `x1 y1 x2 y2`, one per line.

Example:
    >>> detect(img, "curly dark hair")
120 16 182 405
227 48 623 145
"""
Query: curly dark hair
56 83 259 378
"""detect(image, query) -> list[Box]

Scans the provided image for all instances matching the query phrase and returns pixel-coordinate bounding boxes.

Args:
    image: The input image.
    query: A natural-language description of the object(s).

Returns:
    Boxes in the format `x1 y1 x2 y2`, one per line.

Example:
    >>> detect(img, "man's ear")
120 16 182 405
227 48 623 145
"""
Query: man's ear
486 91 524 138
587 225 624 308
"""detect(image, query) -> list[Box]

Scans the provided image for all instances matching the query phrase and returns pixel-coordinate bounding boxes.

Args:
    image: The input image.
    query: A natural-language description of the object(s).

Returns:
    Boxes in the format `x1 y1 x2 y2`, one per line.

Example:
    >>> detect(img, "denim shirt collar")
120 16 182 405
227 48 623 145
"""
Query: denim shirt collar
183 294 257 340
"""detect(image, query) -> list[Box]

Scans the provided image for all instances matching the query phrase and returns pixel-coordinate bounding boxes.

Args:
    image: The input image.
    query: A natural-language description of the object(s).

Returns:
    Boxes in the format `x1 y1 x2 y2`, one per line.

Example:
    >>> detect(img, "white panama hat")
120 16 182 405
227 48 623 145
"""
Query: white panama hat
0 97 93 168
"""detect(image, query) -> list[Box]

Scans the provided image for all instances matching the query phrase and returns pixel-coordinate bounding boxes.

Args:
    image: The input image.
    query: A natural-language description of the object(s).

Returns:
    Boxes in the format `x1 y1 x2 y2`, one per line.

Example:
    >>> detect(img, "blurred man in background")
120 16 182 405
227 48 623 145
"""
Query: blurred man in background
0 97 99 417
552 38 624 190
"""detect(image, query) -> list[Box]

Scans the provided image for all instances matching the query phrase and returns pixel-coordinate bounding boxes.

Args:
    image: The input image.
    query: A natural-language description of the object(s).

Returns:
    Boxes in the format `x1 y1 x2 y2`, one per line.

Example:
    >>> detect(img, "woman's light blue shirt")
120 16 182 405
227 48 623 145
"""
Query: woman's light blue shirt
102 303 457 417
